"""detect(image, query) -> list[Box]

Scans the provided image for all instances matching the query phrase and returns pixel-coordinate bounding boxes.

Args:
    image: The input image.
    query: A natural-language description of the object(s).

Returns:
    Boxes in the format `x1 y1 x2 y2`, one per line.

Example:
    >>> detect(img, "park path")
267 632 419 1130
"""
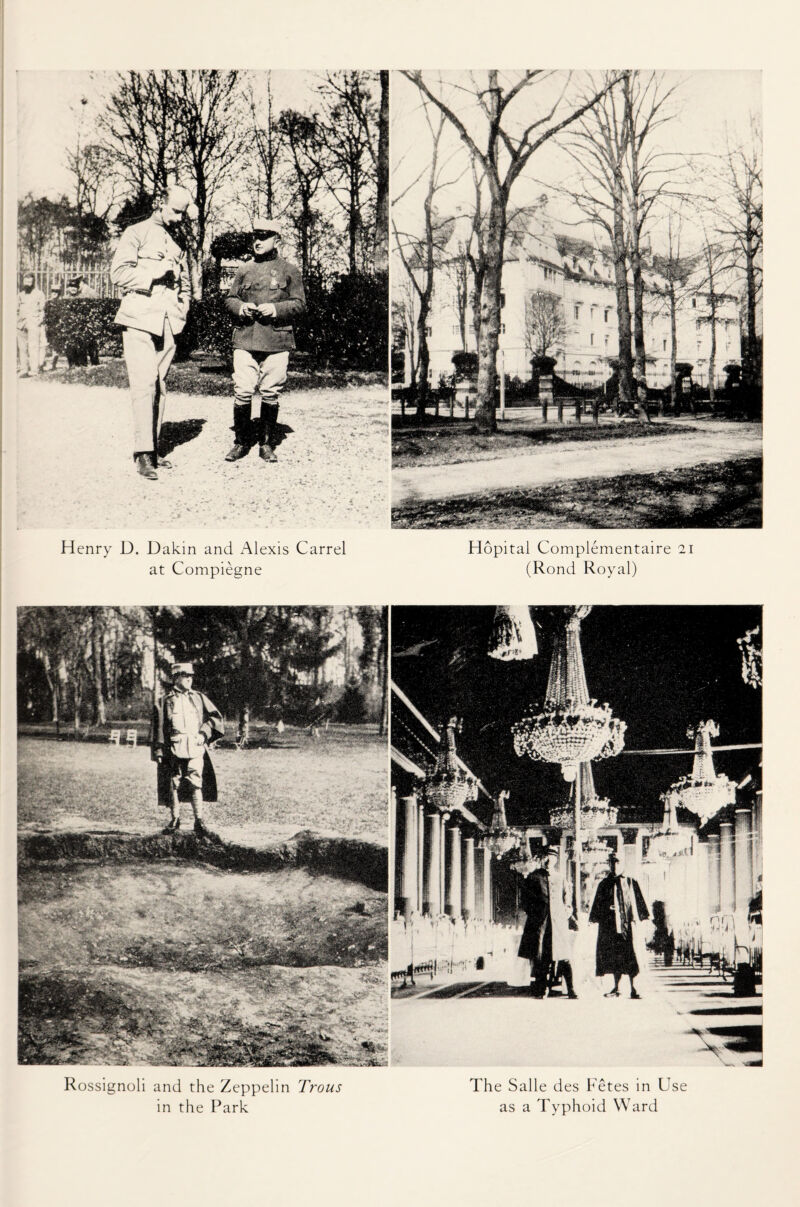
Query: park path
392 961 761 1067
392 421 762 506
16 378 387 528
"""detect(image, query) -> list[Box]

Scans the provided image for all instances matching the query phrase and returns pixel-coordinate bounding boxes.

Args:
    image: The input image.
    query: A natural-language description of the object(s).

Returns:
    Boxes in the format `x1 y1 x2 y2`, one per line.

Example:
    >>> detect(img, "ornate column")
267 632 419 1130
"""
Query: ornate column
445 821 462 917
735 806 753 914
461 834 476 920
482 844 493 922
399 793 418 920
417 799 425 914
423 810 442 916
719 819 735 914
709 832 721 915
390 786 397 917
752 791 763 885
696 840 710 926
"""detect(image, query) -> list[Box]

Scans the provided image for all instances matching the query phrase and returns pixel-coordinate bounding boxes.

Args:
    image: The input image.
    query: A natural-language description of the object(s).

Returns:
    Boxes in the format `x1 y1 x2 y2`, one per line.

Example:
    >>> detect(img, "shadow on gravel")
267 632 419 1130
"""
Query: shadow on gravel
159 417 206 455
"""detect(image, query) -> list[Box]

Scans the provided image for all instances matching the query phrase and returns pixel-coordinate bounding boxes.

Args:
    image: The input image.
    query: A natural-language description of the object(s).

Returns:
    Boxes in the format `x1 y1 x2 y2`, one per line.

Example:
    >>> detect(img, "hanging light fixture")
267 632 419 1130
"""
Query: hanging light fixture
669 720 735 824
512 606 626 781
548 761 618 830
644 790 692 863
487 606 538 661
506 831 536 876
423 716 478 813
737 626 762 689
484 788 517 856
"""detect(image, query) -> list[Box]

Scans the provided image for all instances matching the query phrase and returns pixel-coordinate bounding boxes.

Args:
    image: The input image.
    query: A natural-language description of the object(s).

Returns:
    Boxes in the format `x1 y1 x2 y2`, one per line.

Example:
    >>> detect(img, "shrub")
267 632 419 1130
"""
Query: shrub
44 299 122 361
451 351 478 378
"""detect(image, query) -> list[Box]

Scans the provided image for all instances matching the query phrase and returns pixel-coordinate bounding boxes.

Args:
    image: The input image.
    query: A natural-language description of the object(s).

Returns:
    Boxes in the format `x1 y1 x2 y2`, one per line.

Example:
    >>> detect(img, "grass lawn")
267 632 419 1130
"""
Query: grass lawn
45 353 385 395
393 416 699 469
392 457 762 529
17 728 388 1067
18 727 387 842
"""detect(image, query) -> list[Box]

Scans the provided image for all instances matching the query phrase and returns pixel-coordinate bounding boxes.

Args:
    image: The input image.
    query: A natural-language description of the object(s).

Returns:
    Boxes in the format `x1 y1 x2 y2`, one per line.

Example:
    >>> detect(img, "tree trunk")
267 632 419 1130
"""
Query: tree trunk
91 609 106 725
669 283 678 416
609 190 634 413
374 71 389 274
474 193 505 434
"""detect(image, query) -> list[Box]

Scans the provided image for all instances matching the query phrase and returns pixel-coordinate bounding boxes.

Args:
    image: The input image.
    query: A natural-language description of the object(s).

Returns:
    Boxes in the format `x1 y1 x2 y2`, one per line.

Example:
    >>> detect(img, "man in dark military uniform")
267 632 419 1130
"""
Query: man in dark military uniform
151 662 225 839
223 217 306 463
589 850 650 998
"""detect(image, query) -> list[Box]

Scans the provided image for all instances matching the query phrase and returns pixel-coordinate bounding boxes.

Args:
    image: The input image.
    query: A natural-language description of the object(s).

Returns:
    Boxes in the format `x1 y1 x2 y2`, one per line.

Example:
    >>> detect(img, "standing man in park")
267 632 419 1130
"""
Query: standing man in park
589 850 650 999
224 217 306 464
110 186 194 480
518 845 578 999
151 662 225 840
17 271 46 377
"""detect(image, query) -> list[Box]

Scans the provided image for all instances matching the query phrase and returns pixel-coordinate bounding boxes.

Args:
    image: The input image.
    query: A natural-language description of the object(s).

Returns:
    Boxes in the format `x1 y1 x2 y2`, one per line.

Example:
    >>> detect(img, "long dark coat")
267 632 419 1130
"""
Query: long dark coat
518 869 573 977
150 690 224 805
589 873 649 977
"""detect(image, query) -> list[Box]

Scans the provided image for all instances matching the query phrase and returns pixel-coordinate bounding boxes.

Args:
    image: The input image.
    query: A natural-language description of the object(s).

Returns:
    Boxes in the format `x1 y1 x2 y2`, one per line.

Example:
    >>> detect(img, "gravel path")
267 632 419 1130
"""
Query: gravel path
17 379 388 528
393 420 762 506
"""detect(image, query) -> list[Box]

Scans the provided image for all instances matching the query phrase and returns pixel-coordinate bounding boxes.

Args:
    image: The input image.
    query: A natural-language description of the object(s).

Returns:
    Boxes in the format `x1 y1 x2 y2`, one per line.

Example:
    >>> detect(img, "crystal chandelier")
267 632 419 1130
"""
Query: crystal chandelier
737 626 762 689
485 789 517 856
670 721 735 824
548 762 618 830
644 790 692 863
423 716 478 812
507 832 536 876
487 606 538 661
512 606 626 781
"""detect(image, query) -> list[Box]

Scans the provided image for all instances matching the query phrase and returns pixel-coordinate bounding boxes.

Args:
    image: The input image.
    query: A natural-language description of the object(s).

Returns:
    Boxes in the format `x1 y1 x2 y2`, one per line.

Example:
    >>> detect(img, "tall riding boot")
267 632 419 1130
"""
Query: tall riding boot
258 402 279 462
225 403 256 461
163 790 180 834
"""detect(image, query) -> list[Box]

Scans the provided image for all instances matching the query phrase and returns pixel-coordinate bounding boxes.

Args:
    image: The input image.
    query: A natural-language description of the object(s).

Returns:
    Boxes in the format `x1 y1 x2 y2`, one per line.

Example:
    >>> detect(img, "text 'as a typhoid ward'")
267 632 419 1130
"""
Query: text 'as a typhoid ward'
467 1074 688 1116
58 537 347 579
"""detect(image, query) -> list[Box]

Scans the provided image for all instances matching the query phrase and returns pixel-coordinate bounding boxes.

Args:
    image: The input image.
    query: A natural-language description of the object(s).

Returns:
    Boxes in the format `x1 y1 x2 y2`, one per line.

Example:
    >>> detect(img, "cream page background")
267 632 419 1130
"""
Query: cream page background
2 2 798 1204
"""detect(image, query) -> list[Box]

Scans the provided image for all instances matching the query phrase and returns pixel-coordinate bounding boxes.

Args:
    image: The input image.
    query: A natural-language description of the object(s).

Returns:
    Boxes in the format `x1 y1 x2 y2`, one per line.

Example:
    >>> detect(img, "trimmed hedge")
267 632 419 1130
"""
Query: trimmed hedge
45 271 388 372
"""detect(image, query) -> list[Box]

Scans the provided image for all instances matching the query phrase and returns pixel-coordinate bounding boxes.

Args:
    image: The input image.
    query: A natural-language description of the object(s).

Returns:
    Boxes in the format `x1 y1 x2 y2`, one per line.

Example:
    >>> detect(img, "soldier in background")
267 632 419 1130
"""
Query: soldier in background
151 662 225 840
17 271 46 377
223 217 306 464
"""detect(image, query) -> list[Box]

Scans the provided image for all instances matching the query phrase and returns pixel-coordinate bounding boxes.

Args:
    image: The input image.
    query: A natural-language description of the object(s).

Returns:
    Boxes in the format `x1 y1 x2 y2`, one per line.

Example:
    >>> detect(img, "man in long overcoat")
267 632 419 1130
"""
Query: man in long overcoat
518 847 577 998
151 662 224 839
110 186 194 480
223 217 306 463
589 851 649 998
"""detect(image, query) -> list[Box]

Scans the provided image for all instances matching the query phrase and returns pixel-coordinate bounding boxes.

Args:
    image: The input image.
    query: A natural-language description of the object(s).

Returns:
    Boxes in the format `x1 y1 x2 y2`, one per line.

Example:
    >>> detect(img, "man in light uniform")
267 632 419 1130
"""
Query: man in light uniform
151 662 224 839
224 217 305 463
110 186 194 480
17 272 46 377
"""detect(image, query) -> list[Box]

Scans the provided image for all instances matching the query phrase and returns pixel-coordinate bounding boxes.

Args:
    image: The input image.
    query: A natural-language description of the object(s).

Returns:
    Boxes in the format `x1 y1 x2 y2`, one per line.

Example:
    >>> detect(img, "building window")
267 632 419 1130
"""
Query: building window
604 308 610 322
590 332 595 346
662 339 667 351
425 325 432 337
500 292 506 308
691 297 697 308
604 335 609 349
452 324 460 336
696 319 702 331
500 323 506 334
574 305 580 320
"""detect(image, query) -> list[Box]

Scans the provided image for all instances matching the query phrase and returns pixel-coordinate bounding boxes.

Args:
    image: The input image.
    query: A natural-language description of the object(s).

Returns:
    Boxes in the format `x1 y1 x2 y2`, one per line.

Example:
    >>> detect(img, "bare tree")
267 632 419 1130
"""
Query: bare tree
245 72 285 218
524 290 567 359
402 70 622 433
317 71 379 274
392 105 459 416
374 71 390 274
277 109 326 278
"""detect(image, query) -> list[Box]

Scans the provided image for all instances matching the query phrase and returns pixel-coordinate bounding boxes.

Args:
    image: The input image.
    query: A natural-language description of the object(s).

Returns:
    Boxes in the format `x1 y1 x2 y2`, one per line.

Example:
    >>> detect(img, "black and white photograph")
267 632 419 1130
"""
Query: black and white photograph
16 70 389 527
17 605 388 1066
391 605 762 1066
391 71 762 529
